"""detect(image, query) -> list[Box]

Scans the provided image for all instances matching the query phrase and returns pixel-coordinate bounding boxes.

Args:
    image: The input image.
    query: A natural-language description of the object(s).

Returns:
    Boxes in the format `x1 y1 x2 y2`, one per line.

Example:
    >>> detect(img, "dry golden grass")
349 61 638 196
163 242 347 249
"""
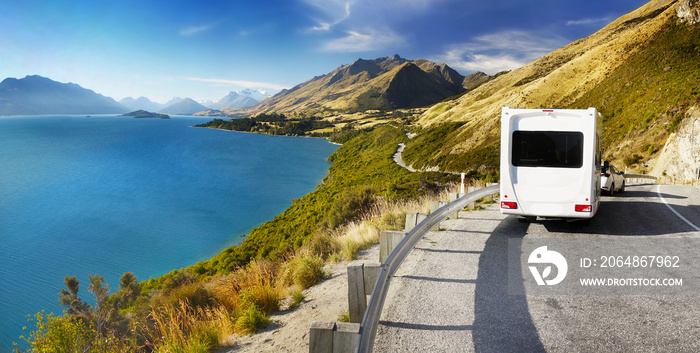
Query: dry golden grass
146 300 235 353
330 189 449 260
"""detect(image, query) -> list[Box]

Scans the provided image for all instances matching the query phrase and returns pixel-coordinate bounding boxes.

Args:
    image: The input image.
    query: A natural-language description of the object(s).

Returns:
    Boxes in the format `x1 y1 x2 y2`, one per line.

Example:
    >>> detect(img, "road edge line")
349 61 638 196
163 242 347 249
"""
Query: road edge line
656 184 700 232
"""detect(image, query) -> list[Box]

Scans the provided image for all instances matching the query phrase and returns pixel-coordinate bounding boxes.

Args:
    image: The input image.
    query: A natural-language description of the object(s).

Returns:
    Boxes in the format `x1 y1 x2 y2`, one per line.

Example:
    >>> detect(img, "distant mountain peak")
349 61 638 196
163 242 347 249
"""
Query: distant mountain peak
249 55 466 115
160 97 209 115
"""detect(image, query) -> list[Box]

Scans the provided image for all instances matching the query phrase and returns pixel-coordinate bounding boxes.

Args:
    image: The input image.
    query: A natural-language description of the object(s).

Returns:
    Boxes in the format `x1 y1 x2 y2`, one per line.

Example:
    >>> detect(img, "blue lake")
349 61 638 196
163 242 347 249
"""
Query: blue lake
0 115 339 350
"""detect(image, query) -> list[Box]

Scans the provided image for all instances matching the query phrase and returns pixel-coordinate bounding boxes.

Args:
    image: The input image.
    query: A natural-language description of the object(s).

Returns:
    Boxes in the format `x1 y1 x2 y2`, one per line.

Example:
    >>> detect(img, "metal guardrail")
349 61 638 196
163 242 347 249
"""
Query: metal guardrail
355 184 500 353
623 173 657 181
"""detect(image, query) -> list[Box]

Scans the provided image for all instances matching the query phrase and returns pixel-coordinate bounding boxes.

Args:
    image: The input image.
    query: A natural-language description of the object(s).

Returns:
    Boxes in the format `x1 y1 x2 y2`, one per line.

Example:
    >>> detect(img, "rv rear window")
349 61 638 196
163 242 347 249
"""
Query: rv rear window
512 131 583 168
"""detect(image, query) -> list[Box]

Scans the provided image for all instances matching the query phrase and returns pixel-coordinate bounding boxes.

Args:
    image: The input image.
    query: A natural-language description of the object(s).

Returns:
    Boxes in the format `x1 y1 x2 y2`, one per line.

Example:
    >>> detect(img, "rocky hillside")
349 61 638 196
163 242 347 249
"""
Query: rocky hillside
402 0 700 181
247 55 469 116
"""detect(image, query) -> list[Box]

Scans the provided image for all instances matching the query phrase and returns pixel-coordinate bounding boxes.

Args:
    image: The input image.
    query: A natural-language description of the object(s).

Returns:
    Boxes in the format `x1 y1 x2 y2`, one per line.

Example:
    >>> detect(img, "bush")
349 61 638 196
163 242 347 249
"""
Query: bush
18 311 125 353
624 154 643 166
327 188 376 229
238 285 281 315
304 231 340 260
161 282 215 310
234 306 269 336
284 255 327 289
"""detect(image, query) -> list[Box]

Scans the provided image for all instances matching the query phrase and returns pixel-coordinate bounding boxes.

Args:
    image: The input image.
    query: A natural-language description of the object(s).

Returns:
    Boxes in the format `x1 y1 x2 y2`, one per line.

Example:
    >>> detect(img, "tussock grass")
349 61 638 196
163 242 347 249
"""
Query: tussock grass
288 290 305 309
331 190 446 260
234 305 269 336
145 300 235 353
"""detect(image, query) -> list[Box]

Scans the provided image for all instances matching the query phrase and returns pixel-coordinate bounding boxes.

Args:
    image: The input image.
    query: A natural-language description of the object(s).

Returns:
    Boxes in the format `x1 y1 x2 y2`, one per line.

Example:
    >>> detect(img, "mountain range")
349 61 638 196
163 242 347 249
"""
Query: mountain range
0 75 126 115
0 76 271 116
246 54 475 116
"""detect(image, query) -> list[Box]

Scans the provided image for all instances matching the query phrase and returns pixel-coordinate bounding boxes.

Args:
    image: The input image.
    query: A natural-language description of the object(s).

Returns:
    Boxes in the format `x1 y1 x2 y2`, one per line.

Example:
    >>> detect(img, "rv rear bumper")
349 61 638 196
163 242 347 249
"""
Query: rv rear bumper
500 201 595 219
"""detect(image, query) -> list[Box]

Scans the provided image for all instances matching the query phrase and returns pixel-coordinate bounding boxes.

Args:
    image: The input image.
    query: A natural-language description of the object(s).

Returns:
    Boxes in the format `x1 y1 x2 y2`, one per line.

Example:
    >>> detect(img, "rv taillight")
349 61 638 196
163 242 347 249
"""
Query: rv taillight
543 109 554 112
575 204 592 212
501 201 518 209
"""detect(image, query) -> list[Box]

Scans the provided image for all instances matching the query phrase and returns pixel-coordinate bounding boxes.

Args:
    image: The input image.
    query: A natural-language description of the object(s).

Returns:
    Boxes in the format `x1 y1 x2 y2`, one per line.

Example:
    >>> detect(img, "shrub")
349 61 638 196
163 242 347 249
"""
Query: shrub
238 285 281 315
304 231 340 260
624 153 643 166
282 255 327 289
17 311 124 353
327 188 375 229
161 282 215 309
234 306 269 336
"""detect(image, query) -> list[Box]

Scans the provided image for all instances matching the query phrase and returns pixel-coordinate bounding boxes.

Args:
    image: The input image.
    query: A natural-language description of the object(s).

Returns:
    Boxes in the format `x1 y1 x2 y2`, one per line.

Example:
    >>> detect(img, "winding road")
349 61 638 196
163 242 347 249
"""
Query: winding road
373 184 700 352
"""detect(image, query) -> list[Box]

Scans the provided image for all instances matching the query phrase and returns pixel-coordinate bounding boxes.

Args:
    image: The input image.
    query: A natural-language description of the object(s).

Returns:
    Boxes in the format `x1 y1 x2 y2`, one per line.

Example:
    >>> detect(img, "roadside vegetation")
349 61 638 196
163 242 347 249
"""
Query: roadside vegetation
16 117 498 352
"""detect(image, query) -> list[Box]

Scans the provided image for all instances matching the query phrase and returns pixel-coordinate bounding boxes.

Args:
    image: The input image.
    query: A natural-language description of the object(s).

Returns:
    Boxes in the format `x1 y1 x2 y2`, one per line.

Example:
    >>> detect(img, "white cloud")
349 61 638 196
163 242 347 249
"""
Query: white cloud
435 30 566 74
566 16 613 26
305 0 352 31
179 24 216 36
302 0 441 52
321 28 405 52
187 77 289 91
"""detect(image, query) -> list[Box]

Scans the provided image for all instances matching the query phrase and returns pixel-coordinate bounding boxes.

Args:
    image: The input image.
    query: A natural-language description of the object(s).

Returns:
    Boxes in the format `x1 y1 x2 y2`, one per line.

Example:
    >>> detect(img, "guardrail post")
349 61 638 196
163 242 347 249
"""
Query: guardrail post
448 192 465 219
309 321 360 353
467 186 478 209
404 212 427 231
310 321 335 353
347 261 380 323
380 230 406 263
429 201 447 231
486 183 498 201
334 322 361 353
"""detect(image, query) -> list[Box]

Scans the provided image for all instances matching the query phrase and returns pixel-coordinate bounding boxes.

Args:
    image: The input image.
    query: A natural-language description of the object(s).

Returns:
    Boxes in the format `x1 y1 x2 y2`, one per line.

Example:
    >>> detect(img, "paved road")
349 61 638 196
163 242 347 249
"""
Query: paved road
373 184 700 352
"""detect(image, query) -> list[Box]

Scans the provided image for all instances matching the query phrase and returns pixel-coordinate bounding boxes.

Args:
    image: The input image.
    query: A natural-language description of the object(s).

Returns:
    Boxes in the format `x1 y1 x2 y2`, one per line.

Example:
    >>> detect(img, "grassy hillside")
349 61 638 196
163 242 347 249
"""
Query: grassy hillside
569 18 700 169
401 0 700 174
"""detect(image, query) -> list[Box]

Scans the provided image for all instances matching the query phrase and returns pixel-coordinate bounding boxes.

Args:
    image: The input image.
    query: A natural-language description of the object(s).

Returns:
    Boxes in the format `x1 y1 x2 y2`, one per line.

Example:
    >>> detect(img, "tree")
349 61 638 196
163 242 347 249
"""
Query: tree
118 272 140 303
58 275 92 321
88 274 111 335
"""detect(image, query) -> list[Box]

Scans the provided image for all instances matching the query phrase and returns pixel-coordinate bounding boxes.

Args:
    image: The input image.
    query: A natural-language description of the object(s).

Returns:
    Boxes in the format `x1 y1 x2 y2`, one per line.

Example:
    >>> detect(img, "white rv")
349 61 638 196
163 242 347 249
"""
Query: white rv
500 107 602 220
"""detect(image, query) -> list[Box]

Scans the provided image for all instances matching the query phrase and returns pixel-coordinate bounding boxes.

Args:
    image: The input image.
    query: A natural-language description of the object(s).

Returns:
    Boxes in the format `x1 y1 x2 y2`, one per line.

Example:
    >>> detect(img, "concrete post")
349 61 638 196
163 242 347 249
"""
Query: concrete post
486 183 498 202
448 192 465 219
333 322 361 353
309 321 335 353
347 261 380 323
404 212 427 231
429 201 447 231
346 262 366 323
467 186 477 209
308 322 360 353
379 230 406 263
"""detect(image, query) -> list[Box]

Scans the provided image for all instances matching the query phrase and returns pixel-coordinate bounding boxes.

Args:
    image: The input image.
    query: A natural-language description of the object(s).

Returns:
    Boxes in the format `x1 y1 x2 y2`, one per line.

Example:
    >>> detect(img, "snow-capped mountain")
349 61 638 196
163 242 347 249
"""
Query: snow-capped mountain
240 88 272 102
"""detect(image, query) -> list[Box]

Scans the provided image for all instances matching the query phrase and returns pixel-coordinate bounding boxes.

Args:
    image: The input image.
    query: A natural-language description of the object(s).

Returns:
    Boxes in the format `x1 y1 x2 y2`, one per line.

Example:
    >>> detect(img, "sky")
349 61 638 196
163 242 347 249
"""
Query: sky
1 0 651 103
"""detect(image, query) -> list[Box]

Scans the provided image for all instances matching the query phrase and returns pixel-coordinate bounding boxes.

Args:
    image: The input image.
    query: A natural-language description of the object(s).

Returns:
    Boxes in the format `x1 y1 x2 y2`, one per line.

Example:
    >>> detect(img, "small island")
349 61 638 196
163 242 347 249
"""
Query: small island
122 110 170 119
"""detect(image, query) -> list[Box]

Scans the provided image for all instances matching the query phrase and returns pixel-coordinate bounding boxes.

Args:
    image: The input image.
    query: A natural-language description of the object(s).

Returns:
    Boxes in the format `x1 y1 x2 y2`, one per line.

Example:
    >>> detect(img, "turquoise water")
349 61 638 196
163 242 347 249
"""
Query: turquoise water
0 115 338 350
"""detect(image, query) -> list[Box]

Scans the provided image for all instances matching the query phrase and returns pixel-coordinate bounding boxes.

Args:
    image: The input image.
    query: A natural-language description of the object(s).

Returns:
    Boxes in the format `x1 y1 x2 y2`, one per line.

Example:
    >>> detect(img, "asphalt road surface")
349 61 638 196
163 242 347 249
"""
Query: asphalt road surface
373 184 700 352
